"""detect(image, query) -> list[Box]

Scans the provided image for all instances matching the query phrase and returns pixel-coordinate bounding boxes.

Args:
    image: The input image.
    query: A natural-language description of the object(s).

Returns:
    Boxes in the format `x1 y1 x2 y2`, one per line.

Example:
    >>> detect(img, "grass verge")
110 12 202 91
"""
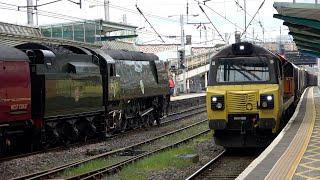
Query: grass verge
58 156 130 178
117 133 212 180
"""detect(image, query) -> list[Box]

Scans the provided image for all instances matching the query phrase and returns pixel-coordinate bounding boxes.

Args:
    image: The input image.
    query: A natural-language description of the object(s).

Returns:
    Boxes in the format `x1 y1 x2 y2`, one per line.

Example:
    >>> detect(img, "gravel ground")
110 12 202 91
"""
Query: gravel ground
146 144 262 180
194 153 257 180
147 139 224 180
0 112 207 179
193 148 262 180
139 122 208 152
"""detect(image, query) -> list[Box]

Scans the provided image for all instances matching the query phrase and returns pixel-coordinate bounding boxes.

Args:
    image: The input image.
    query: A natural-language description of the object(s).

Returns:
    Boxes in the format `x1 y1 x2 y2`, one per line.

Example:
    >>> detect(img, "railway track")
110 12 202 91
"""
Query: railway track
186 150 226 180
185 149 260 180
161 104 205 123
0 104 205 163
13 118 210 180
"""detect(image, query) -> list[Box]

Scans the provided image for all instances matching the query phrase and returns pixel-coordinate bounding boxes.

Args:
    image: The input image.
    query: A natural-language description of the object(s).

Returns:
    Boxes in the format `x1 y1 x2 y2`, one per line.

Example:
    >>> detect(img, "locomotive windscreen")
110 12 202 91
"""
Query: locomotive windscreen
212 57 276 84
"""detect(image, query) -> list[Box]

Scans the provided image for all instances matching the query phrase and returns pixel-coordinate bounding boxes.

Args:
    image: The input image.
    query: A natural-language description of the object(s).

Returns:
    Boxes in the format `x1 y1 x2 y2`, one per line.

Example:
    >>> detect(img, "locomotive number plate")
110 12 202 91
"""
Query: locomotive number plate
234 117 247 121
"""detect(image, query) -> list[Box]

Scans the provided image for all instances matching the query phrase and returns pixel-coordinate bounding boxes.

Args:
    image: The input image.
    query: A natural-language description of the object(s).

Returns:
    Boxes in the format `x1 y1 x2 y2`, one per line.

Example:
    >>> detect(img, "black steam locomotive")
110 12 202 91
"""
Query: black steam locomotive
0 42 169 152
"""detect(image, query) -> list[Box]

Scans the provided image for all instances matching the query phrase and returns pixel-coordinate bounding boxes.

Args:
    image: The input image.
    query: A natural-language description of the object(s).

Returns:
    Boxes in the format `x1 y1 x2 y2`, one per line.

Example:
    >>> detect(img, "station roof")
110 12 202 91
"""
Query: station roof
40 19 137 34
0 21 137 50
39 19 137 44
274 2 320 57
0 22 100 49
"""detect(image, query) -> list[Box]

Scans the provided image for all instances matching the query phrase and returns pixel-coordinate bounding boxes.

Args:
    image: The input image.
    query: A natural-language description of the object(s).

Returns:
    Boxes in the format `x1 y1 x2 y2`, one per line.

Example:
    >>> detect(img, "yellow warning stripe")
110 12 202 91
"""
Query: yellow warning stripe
286 87 316 179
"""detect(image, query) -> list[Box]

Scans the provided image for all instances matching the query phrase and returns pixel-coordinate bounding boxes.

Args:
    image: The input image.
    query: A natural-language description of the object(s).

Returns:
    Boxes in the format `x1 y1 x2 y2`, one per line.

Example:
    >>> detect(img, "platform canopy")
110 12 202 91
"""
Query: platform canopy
40 19 137 43
0 21 100 48
274 2 320 57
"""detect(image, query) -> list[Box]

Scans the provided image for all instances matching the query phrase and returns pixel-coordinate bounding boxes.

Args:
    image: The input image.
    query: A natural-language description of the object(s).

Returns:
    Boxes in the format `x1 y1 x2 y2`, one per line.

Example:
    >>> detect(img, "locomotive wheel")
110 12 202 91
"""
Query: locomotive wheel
0 133 4 155
141 113 152 129
60 123 79 146
0 131 13 154
76 120 96 140
147 113 155 127
44 125 59 148
153 110 161 126
30 129 41 152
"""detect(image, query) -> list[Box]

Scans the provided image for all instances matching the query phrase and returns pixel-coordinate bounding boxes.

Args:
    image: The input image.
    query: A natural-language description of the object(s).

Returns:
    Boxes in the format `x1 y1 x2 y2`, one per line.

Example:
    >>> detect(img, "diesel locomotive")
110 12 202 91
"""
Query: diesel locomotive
206 42 317 147
0 43 169 153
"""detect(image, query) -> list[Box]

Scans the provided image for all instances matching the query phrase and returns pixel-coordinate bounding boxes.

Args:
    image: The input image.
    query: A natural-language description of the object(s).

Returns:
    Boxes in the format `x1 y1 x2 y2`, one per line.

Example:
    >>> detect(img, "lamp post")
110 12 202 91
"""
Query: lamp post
168 14 198 93
104 0 110 21
89 0 110 21
27 0 33 25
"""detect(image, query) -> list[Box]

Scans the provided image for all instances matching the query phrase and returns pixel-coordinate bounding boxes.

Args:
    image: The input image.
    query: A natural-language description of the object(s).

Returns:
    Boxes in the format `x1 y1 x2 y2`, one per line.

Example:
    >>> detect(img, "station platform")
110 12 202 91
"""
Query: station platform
238 86 320 180
170 92 205 101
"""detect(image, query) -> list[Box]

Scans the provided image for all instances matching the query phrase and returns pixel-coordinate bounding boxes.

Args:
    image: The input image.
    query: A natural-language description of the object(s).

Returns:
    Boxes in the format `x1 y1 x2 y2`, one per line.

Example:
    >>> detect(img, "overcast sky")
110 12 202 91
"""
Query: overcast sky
0 0 316 44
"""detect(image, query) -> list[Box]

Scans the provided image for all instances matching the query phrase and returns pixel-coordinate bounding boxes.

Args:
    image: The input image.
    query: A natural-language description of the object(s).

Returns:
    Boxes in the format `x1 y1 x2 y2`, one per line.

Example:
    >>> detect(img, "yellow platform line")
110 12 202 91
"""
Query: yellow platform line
265 87 316 180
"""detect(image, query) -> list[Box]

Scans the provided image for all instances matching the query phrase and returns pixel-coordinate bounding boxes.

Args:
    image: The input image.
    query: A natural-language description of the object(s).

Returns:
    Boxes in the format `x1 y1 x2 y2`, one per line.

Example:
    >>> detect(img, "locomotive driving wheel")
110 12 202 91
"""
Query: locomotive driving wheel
43 125 59 148
148 113 155 127
59 122 79 146
0 131 4 155
153 109 161 126
142 113 154 129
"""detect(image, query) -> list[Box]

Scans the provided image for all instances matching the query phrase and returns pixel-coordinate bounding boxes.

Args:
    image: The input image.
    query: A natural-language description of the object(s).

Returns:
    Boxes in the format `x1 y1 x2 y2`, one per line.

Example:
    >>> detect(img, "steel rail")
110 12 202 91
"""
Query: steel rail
162 104 205 119
0 104 205 163
185 150 226 180
68 130 211 180
13 119 209 180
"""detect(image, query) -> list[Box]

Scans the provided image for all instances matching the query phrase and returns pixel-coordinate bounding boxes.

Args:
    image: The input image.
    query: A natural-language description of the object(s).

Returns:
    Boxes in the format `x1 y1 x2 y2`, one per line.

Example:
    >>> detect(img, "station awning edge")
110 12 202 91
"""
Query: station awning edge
274 2 320 57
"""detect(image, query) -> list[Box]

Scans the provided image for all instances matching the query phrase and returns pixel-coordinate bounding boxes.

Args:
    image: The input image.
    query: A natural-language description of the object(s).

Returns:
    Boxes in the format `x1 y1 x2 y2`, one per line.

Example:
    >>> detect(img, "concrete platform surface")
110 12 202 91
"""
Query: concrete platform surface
170 92 206 101
237 86 320 180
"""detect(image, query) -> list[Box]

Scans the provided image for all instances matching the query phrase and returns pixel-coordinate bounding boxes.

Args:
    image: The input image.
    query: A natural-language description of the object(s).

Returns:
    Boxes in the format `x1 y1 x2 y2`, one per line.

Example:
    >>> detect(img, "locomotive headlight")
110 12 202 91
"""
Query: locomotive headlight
262 101 268 108
212 97 217 102
260 94 274 109
211 95 224 110
216 102 223 109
